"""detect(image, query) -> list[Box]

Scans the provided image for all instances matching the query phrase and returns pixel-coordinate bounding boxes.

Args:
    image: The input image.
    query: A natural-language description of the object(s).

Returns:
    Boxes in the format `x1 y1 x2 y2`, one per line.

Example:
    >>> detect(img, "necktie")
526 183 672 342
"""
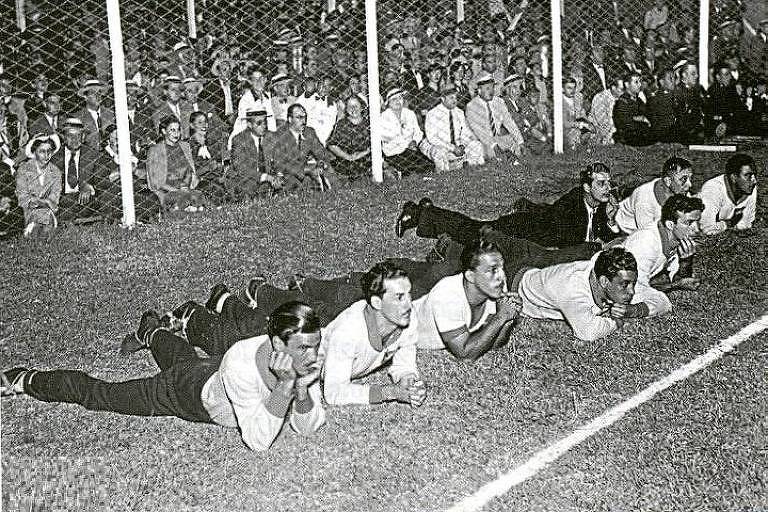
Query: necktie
448 109 455 145
297 135 303 152
487 101 496 136
67 152 78 190
257 137 265 170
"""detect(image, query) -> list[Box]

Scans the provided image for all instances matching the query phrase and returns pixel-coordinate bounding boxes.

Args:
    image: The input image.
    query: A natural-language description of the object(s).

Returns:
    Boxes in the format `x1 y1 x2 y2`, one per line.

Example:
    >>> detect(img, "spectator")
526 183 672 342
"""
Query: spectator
90 124 160 224
73 79 114 152
0 159 24 239
672 62 705 143
51 117 99 222
5 93 30 158
562 76 592 149
698 153 758 235
15 133 61 237
613 71 654 146
146 116 202 211
229 110 281 200
502 74 548 152
125 80 155 158
706 61 750 137
742 18 768 84
416 63 443 121
589 76 624 145
151 76 193 139
268 104 338 191
448 61 472 111
295 75 338 146
202 57 237 125
270 74 296 130
380 88 433 176
188 111 226 203
29 92 63 137
424 84 484 173
231 66 277 140
582 45 612 107
465 74 523 164
182 77 227 144
647 68 678 142
644 0 669 31
326 96 371 181
169 41 199 79
469 52 504 97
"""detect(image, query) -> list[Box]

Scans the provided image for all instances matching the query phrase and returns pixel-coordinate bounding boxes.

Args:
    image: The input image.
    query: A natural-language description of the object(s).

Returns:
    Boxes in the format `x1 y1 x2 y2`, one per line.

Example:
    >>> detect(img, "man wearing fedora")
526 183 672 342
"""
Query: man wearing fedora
229 110 282 199
51 117 100 222
151 76 193 139
424 84 484 172
201 57 236 126
270 73 297 130
73 79 115 153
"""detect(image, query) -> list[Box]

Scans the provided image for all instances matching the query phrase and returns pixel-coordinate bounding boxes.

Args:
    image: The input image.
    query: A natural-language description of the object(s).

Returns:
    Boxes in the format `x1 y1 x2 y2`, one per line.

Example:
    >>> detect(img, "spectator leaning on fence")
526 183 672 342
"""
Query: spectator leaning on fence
73 79 115 152
698 153 759 235
615 156 694 235
320 261 426 407
1 302 326 452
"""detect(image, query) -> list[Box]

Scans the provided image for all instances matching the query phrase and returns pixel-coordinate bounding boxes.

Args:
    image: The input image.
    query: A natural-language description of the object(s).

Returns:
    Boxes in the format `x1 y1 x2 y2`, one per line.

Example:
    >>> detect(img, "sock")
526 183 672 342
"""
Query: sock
215 292 231 313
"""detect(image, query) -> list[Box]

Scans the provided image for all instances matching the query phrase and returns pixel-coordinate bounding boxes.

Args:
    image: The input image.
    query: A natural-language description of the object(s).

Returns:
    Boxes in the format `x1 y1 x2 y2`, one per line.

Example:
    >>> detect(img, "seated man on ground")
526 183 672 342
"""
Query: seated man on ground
516 248 645 342
321 261 426 407
413 238 522 360
229 109 282 200
1 302 325 452
423 84 485 172
612 71 654 147
615 156 693 234
698 153 758 235
396 162 622 248
380 87 434 177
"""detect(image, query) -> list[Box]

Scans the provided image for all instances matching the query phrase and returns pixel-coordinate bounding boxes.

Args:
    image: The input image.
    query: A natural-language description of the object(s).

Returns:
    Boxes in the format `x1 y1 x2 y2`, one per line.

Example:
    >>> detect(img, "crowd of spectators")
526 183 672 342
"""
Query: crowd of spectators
0 0 766 239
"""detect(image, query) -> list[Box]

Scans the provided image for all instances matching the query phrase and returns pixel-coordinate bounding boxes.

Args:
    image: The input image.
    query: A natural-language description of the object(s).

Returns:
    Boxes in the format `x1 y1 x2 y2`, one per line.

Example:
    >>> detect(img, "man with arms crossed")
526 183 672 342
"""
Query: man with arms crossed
321 261 426 407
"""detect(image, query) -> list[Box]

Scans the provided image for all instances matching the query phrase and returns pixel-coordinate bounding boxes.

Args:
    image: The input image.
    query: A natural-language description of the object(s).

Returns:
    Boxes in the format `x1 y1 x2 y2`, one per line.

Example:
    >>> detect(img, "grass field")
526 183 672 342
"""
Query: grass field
2 145 767 511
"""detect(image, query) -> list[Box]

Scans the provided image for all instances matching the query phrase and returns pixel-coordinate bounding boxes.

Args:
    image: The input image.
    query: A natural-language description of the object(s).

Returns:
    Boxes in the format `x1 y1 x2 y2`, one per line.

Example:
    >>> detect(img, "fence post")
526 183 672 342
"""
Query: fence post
457 0 465 24
698 0 709 89
328 0 336 14
551 0 564 154
15 0 25 32
187 0 197 39
364 0 383 183
106 0 136 227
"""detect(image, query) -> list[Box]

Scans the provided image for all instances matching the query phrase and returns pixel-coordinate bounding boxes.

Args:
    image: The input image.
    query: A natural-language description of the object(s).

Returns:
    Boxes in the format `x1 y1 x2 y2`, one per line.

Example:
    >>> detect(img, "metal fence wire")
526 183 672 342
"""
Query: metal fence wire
0 0 766 239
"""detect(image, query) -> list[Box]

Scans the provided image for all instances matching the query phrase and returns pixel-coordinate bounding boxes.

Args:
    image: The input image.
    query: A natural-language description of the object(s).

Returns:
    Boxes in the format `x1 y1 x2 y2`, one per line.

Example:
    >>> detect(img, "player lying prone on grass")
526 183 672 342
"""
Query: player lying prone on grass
1 302 325 452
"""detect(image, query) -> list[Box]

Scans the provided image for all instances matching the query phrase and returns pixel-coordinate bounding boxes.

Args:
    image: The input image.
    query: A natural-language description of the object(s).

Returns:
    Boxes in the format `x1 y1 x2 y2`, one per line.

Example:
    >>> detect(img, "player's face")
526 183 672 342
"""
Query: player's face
469 252 507 299
667 168 693 194
374 277 413 328
731 165 757 196
587 172 613 203
284 331 321 376
668 210 701 241
601 270 637 306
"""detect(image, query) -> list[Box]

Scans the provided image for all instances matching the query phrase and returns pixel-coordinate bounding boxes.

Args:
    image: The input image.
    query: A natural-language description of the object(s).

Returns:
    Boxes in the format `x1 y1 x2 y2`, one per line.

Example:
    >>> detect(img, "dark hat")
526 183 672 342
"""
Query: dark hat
245 109 270 119
384 87 405 104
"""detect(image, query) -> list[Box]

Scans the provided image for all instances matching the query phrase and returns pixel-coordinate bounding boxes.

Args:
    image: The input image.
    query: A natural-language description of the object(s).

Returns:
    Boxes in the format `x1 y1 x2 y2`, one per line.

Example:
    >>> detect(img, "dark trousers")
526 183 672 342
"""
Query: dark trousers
385 148 433 176
58 193 100 222
416 204 542 246
25 331 219 423
184 259 459 355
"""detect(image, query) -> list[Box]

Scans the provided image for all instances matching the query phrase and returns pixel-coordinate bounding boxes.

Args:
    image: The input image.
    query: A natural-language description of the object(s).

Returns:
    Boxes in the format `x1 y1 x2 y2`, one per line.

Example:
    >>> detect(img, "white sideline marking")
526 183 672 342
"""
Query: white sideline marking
447 313 768 512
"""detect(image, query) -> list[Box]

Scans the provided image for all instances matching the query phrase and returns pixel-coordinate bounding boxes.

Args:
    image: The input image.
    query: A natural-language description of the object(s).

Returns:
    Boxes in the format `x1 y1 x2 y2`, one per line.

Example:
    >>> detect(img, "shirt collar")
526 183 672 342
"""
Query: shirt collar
363 304 402 352
722 172 748 205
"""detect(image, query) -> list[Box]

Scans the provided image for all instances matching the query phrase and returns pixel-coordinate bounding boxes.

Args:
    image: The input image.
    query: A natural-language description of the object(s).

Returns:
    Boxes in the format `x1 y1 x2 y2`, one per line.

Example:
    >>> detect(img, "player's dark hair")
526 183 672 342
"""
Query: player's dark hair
580 161 611 186
594 248 637 281
725 153 755 176
661 194 704 224
361 261 409 303
662 156 692 177
460 237 502 272
267 301 321 341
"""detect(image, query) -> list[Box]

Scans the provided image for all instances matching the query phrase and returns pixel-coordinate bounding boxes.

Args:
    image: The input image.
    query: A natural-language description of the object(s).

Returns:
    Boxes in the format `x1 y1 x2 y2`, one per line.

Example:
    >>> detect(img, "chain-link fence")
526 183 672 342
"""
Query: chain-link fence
1 0 766 240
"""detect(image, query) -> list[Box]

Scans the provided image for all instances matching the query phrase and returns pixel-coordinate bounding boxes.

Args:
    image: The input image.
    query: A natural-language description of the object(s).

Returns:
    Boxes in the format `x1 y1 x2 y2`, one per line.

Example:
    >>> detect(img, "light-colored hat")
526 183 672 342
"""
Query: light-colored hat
270 73 292 87
384 87 405 104
24 132 61 159
77 79 105 98
125 79 141 90
182 76 202 85
173 41 191 53
673 59 689 72
476 73 495 86
164 75 182 85
503 73 522 86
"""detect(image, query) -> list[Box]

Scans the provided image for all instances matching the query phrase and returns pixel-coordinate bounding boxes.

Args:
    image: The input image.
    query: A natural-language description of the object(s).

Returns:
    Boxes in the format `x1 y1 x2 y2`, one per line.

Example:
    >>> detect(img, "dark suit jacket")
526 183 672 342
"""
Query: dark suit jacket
51 144 99 192
612 92 652 145
525 186 620 247
267 126 330 178
72 106 115 152
200 79 236 122
582 62 611 106
29 114 64 136
230 129 276 180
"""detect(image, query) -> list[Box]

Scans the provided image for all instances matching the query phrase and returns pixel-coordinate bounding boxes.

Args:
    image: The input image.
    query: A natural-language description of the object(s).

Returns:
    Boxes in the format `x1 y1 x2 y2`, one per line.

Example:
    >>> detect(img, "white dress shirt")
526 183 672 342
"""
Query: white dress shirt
380 107 423 157
698 174 757 235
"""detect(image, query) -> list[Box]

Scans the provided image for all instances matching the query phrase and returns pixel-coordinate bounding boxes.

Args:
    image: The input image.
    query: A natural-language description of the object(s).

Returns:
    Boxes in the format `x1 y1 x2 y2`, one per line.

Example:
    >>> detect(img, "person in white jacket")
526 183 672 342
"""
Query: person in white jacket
380 87 434 176
698 153 758 236
320 261 426 407
423 84 484 172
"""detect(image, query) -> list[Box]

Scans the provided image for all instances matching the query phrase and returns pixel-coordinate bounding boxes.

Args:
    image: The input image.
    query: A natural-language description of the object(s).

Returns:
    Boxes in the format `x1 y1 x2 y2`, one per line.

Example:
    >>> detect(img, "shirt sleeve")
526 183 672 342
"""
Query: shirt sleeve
289 381 326 435
388 331 419 384
219 363 287 452
633 196 660 231
557 286 618 341
321 334 371 405
432 288 468 334
738 190 757 229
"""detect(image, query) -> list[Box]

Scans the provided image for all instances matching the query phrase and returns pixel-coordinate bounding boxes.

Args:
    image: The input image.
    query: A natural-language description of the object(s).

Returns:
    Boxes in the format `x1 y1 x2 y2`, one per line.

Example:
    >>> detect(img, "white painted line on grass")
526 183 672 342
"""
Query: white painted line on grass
447 313 768 512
